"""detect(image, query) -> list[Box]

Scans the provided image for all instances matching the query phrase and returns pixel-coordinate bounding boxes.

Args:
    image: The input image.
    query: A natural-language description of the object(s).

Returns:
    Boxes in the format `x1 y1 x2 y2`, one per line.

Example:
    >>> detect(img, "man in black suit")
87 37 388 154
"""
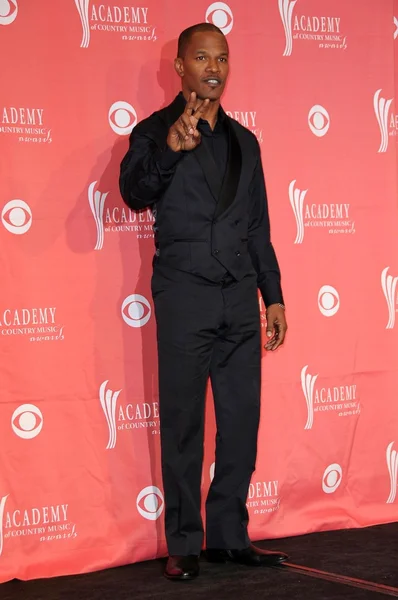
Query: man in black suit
120 23 288 580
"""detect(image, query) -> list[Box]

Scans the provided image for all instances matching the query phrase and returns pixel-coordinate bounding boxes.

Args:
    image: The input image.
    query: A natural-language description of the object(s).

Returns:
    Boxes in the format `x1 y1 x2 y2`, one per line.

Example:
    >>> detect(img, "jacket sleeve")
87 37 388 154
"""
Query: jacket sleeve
248 143 284 307
119 124 183 210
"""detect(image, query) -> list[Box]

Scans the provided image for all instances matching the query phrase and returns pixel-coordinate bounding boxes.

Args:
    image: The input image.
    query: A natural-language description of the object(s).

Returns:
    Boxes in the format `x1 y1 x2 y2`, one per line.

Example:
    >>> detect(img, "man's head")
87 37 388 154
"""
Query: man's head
174 23 229 102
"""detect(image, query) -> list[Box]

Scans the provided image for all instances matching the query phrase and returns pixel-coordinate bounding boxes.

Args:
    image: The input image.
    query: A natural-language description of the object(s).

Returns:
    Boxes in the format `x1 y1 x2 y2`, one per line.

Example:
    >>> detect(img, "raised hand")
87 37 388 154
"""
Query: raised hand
167 92 210 152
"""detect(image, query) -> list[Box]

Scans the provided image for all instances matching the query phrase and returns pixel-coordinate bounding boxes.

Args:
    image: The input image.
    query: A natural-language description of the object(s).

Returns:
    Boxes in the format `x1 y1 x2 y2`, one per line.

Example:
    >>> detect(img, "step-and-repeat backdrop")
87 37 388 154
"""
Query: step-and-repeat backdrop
1 0 398 583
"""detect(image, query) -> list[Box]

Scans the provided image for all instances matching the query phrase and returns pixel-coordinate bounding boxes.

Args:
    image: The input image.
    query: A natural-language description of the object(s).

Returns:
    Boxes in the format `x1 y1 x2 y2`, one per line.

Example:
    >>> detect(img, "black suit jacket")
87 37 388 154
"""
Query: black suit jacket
119 94 283 307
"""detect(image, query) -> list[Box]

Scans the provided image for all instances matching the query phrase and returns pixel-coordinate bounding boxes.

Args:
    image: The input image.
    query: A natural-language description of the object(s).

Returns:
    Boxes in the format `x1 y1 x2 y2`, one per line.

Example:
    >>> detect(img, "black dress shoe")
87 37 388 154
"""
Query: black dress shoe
164 555 200 580
206 544 288 566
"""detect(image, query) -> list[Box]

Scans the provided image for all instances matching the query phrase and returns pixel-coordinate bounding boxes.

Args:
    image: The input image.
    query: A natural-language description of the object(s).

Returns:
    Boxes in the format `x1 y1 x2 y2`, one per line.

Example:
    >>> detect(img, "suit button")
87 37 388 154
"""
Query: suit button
235 250 241 256
213 249 220 255
234 219 240 225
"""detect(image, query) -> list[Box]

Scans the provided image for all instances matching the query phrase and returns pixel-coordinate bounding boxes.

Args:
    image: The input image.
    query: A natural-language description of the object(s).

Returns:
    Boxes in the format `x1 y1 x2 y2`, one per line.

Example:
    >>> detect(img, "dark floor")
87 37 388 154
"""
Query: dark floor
1 523 397 600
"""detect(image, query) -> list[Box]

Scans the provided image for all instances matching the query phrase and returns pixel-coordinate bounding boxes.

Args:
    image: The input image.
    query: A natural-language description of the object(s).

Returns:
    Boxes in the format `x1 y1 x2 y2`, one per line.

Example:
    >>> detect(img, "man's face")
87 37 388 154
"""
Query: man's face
175 31 229 102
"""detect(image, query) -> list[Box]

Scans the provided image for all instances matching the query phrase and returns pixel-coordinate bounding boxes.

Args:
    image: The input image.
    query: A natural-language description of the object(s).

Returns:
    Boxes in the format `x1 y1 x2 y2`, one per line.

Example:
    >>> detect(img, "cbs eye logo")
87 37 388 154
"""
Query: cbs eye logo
11 404 43 439
308 105 330 137
136 486 164 520
1 199 32 234
121 294 152 328
205 2 233 35
318 285 340 317
0 0 18 25
108 101 137 135
322 463 342 494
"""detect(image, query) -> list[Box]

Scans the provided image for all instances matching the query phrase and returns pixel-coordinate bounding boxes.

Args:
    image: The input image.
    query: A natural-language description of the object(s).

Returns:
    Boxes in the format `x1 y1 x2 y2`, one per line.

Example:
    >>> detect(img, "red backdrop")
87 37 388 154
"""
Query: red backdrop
1 0 398 583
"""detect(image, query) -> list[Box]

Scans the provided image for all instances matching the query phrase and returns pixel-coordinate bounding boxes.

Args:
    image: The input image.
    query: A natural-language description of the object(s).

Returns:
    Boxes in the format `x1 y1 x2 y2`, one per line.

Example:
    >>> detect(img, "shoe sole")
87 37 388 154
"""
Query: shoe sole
164 572 199 581
207 556 288 566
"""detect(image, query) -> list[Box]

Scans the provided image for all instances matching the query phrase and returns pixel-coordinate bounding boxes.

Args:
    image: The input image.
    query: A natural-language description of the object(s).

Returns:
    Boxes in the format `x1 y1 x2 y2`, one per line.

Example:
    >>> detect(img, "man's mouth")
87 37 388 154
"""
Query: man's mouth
203 78 222 87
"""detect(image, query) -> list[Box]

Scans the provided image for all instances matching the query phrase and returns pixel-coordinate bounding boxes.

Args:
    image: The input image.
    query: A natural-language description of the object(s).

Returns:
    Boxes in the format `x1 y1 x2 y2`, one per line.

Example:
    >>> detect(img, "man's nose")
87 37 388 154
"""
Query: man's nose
206 59 220 72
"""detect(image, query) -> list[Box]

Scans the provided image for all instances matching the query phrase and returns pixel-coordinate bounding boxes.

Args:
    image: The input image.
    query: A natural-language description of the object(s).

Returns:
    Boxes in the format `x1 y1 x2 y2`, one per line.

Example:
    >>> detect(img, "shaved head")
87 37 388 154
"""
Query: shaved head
177 23 225 58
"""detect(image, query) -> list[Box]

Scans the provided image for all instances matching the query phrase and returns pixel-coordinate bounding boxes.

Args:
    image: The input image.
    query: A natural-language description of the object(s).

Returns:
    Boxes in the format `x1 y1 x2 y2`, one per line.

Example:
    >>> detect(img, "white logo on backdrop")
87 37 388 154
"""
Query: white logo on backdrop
278 1 345 55
75 1 154 46
108 101 137 135
74 0 90 48
386 442 398 504
88 181 108 250
301 365 318 430
289 180 308 244
11 404 43 439
0 0 18 25
288 180 354 241
0 495 75 556
205 2 233 35
318 285 340 317
136 486 164 520
278 0 297 56
394 17 398 40
301 366 359 428
210 462 215 482
0 495 8 557
373 90 393 153
381 267 398 330
99 381 121 450
121 294 151 327
308 105 330 137
322 464 342 493
1 200 32 234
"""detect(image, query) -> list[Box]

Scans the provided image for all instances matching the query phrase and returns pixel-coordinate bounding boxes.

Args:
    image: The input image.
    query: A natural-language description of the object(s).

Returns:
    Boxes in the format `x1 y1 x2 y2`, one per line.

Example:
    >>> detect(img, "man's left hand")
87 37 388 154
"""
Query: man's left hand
264 304 287 351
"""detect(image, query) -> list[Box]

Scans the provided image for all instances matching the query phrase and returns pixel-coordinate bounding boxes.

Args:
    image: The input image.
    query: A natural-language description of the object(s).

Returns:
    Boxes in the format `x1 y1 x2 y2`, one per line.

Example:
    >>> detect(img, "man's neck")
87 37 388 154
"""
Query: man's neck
181 89 220 131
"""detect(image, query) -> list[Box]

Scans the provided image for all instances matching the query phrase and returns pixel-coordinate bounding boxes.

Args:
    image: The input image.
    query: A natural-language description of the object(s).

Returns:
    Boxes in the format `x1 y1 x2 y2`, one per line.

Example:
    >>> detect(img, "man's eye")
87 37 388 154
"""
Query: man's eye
219 57 227 62
196 56 205 60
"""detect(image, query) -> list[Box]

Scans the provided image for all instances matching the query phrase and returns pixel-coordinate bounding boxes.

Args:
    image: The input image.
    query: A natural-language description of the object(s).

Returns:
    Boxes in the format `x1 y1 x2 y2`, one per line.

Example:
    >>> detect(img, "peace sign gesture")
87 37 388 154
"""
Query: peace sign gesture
167 92 210 152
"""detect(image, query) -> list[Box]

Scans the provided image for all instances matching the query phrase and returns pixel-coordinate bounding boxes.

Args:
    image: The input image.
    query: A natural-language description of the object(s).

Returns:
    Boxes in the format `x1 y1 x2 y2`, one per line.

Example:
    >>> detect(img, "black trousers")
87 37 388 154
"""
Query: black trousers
152 264 261 556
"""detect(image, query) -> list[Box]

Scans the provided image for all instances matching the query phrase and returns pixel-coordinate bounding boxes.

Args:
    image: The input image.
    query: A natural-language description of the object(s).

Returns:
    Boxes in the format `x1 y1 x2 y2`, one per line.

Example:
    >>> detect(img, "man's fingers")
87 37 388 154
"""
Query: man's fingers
174 121 190 142
270 339 283 351
264 318 287 351
265 330 278 348
182 95 210 132
179 113 195 135
266 325 274 339
265 323 287 351
174 125 201 148
184 91 197 116
174 120 190 140
172 93 207 149
270 336 283 350
192 98 210 122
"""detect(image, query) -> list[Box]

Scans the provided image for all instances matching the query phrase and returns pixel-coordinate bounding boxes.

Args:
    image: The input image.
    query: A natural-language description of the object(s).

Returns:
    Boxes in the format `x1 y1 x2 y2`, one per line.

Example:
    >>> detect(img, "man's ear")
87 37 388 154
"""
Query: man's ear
174 57 184 78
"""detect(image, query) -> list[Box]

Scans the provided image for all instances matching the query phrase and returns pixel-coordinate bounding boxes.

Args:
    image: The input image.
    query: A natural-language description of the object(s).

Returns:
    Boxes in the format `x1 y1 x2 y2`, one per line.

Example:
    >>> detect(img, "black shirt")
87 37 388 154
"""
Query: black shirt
197 110 228 184
197 112 229 279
